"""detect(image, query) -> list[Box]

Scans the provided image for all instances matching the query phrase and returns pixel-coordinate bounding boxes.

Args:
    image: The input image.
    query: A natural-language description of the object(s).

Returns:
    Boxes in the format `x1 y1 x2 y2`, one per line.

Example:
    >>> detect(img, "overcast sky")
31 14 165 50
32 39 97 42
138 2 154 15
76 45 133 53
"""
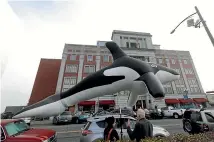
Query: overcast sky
1 0 214 113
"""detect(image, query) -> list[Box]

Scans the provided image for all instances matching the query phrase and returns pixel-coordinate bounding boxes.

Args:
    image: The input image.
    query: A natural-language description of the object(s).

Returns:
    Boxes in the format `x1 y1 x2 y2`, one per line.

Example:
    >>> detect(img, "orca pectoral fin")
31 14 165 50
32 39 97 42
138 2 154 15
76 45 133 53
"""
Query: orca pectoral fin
135 72 165 98
105 42 127 60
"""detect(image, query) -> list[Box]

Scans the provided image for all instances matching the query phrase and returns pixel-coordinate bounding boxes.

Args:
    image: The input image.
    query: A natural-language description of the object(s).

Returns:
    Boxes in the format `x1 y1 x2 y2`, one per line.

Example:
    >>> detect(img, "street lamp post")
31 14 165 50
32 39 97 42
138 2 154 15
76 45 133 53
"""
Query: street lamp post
183 89 189 99
170 6 214 47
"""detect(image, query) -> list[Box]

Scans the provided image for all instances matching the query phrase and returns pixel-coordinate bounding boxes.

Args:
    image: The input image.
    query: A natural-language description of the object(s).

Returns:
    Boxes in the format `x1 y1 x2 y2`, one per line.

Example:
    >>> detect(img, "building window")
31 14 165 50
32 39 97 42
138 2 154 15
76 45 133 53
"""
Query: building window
62 88 69 92
158 58 163 64
190 87 194 93
70 54 76 61
195 87 200 93
171 59 175 64
130 37 137 40
103 55 109 62
189 69 193 74
120 36 122 39
87 55 93 62
164 87 173 94
183 60 188 64
126 42 129 48
84 65 95 73
130 42 137 48
65 65 78 73
124 37 128 39
63 77 77 85
188 79 197 85
174 68 180 74
185 68 194 74
192 79 196 85
176 87 185 94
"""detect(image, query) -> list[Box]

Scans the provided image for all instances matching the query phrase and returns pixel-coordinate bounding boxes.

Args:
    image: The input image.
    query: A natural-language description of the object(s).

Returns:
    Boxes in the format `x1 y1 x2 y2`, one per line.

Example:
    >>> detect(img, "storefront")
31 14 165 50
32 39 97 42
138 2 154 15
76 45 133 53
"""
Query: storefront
193 98 208 108
78 101 95 112
133 100 143 111
165 99 180 108
178 98 196 109
98 100 115 110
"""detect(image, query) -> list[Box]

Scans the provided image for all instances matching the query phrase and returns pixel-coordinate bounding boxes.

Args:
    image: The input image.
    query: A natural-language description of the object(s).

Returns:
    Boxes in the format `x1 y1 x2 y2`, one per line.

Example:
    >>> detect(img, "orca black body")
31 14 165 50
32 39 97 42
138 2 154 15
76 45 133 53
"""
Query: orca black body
13 42 180 118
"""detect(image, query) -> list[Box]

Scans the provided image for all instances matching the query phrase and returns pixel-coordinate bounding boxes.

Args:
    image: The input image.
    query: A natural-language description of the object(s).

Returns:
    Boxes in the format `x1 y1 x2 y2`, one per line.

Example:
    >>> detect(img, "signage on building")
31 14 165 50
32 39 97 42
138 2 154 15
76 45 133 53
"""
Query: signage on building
183 94 188 99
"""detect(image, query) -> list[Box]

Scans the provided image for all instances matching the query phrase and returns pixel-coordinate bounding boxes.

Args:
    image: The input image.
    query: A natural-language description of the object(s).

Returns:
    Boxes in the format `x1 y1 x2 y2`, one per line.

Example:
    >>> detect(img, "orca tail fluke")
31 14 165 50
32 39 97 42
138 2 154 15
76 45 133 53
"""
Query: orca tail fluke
105 42 127 60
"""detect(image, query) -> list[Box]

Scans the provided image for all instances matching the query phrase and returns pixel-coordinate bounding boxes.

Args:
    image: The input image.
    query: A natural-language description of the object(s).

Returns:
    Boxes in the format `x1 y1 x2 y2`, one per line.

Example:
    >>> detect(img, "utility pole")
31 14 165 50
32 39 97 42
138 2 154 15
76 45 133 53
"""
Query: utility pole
194 6 214 47
170 6 214 48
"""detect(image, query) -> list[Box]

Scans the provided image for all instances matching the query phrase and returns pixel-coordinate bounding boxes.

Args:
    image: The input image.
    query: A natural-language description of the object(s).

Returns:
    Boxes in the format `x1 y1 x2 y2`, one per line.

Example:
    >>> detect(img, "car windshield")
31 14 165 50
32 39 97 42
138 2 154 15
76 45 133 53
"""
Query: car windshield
4 120 30 136
204 111 214 123
61 111 71 115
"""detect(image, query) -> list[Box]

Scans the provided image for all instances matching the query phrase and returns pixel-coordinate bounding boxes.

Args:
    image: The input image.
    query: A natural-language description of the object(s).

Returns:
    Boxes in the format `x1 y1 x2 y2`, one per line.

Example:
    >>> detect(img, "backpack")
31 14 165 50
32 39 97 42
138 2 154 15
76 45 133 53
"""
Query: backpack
106 128 113 142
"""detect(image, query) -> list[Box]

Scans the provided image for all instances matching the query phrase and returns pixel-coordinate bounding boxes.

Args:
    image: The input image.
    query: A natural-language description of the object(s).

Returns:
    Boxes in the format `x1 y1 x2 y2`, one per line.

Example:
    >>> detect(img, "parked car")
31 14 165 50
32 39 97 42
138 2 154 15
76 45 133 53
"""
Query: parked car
149 109 163 119
182 108 214 134
161 106 185 119
52 111 72 125
72 111 91 124
80 114 170 142
1 112 14 119
21 117 31 126
92 110 110 117
110 108 136 117
1 119 57 142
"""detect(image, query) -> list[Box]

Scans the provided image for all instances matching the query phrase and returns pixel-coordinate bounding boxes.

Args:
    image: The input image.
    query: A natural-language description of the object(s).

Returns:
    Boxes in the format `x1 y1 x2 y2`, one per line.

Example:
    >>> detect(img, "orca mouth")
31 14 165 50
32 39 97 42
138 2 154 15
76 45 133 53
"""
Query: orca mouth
13 94 61 118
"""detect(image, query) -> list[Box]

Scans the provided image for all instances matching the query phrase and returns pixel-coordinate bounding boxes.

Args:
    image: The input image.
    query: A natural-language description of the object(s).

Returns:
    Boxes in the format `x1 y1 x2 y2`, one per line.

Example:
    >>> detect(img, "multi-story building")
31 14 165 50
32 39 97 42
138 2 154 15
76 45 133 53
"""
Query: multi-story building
52 30 207 112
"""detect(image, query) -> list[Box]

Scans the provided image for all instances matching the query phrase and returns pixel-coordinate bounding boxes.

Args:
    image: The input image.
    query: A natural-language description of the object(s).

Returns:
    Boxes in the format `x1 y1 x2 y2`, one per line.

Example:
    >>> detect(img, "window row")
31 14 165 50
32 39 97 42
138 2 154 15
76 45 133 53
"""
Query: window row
69 54 111 62
63 77 77 85
188 79 197 85
164 87 174 94
174 78 184 85
184 68 194 74
65 65 78 73
190 87 200 93
65 64 109 73
131 56 150 62
176 87 186 94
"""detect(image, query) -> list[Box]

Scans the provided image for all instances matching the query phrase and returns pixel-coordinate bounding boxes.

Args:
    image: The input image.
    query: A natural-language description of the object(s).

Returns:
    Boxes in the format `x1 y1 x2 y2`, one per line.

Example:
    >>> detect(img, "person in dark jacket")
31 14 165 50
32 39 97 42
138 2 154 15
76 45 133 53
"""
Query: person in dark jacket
127 109 153 142
104 116 119 142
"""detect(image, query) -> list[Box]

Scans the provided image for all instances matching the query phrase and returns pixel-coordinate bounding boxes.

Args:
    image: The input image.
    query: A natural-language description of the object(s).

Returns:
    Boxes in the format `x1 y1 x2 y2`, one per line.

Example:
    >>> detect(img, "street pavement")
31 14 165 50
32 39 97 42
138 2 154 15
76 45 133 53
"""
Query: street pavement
31 118 186 142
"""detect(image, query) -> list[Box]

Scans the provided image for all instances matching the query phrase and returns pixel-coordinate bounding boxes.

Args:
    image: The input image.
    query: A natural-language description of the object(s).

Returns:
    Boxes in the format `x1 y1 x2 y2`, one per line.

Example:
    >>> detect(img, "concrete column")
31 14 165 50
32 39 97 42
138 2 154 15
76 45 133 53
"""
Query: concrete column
179 59 190 91
55 53 67 94
189 59 205 93
96 55 101 71
77 55 85 83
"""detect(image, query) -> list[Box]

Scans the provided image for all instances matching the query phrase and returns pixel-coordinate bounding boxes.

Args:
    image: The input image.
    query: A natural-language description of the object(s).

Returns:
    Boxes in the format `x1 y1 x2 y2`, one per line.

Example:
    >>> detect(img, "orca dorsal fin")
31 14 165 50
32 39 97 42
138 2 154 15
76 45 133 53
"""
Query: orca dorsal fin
105 42 127 60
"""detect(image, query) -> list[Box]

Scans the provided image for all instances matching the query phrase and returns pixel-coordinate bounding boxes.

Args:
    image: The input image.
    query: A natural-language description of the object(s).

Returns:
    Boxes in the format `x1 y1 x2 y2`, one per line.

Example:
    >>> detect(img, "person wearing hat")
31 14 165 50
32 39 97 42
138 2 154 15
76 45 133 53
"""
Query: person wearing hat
127 109 153 142
104 116 119 142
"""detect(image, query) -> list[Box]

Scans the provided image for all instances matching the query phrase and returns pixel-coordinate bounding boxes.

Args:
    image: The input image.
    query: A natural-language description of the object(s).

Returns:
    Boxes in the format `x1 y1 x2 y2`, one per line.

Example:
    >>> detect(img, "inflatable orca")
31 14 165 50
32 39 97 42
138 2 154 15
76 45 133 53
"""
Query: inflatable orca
13 42 180 119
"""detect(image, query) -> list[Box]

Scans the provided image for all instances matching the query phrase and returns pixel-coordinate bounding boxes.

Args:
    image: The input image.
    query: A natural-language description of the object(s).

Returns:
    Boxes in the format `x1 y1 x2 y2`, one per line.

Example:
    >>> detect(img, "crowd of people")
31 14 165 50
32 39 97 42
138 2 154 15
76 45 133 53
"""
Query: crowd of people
104 108 153 142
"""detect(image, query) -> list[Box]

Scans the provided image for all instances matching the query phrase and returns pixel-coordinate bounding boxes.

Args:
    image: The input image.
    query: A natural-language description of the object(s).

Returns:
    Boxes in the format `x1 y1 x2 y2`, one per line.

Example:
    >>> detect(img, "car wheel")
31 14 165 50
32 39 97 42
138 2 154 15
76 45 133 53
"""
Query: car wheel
76 118 79 124
92 138 103 142
184 121 192 133
53 118 58 125
173 113 179 119
155 135 164 138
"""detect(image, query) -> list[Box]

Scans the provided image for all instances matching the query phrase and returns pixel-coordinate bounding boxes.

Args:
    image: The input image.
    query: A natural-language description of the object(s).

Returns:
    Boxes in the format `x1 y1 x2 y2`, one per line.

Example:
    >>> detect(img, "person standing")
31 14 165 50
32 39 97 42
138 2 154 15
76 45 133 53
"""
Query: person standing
104 116 119 142
127 109 153 142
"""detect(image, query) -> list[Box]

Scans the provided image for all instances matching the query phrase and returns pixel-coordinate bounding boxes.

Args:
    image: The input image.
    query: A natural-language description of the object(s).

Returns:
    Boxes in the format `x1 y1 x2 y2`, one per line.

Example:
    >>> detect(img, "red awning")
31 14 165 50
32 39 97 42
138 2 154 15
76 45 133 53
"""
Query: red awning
193 98 208 103
179 99 193 103
99 100 115 105
165 99 179 104
78 101 95 106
